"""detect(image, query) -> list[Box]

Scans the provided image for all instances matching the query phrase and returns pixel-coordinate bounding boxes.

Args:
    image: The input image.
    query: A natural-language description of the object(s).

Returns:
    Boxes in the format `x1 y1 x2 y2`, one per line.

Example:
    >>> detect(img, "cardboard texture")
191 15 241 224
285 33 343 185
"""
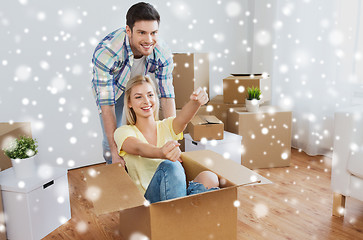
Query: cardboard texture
176 105 209 151
0 122 32 172
207 95 245 129
85 150 271 240
189 115 224 141
223 74 271 104
173 53 210 109
227 106 292 169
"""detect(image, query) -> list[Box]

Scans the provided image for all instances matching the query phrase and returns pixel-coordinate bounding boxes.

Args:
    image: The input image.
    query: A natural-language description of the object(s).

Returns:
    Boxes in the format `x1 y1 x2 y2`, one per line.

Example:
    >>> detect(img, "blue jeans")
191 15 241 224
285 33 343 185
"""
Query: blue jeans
144 161 187 203
187 181 220 195
99 93 124 164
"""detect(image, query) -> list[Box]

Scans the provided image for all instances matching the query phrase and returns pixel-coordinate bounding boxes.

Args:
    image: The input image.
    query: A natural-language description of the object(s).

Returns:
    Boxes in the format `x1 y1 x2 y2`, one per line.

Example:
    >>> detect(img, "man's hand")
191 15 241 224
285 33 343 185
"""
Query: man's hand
190 87 209 105
160 140 182 162
111 151 126 167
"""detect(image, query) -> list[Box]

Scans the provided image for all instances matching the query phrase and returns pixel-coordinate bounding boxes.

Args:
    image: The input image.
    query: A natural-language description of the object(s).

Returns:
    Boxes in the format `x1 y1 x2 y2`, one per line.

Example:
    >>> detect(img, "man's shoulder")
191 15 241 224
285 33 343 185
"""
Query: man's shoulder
103 27 127 42
94 28 127 54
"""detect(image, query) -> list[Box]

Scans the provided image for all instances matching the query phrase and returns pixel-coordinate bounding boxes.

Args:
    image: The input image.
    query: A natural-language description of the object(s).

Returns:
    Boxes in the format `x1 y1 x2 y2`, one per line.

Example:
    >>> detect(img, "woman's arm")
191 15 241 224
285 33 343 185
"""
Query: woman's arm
172 87 209 135
122 137 182 162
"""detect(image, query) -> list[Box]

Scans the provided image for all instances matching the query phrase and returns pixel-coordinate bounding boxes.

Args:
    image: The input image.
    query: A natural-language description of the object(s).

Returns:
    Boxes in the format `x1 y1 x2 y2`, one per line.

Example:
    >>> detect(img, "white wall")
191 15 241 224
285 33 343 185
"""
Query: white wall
0 0 253 168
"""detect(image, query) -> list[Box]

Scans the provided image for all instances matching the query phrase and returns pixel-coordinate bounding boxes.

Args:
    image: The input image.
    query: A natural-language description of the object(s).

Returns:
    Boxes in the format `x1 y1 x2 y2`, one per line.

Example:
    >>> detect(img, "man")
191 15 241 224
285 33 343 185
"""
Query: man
92 2 176 166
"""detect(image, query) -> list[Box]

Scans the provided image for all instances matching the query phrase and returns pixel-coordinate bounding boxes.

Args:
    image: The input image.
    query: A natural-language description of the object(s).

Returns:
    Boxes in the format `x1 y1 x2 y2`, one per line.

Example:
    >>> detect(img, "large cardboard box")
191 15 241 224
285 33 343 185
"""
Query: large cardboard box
0 167 71 240
223 74 271 104
0 122 32 171
207 95 246 129
189 115 224 141
173 53 209 109
227 106 292 169
85 150 271 240
185 131 242 164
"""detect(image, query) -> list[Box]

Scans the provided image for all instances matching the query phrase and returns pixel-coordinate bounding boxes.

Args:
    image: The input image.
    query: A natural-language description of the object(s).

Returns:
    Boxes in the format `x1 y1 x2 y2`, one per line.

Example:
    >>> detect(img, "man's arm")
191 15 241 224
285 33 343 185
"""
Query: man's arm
160 97 176 118
100 105 126 166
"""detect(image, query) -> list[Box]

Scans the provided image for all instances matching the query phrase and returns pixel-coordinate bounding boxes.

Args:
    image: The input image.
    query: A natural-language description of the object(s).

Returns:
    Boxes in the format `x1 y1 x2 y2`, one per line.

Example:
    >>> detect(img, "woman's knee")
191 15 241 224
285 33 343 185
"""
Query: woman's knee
193 171 219 189
158 160 186 182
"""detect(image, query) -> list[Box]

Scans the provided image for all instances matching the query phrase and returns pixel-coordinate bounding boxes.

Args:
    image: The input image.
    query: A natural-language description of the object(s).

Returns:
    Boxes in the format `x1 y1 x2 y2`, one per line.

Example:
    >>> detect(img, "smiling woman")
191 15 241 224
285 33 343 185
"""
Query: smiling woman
113 75 218 204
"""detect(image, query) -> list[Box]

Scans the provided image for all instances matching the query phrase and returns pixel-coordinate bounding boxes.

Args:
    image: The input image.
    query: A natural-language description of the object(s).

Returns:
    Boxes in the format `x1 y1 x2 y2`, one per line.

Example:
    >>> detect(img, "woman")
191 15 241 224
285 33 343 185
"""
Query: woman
114 75 219 203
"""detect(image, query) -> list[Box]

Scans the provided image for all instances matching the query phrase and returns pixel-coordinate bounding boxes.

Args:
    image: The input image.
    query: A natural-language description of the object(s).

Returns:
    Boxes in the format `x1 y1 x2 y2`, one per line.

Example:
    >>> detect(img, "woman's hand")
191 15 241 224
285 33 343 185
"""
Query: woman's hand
160 140 182 162
190 87 209 105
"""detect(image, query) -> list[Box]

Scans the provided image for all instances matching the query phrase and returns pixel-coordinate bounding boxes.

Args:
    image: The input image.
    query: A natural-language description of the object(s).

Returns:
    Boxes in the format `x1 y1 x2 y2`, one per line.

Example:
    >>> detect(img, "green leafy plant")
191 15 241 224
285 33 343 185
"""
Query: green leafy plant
3 136 38 159
247 86 261 100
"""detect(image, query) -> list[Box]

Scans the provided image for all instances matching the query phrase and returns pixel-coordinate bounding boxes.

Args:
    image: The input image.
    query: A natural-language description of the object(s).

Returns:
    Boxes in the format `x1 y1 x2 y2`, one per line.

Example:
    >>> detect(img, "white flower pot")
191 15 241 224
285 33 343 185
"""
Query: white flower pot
245 99 260 112
11 155 37 179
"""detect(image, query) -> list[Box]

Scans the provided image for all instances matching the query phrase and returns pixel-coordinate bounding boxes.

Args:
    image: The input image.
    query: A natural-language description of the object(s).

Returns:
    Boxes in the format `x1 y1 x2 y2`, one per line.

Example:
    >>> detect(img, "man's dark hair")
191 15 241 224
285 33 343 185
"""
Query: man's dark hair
126 2 160 31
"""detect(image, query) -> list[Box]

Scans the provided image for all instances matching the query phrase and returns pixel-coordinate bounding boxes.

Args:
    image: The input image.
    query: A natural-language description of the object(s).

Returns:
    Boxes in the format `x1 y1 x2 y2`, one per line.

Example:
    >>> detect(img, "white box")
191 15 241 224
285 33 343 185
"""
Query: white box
0 166 71 240
184 131 242 164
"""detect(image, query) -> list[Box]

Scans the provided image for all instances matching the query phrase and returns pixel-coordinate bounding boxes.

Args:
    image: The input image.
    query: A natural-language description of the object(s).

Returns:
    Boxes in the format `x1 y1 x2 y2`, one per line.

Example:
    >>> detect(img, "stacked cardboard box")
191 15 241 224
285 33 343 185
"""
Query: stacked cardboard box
227 106 292 169
206 95 244 130
172 53 209 109
188 115 224 141
223 74 271 104
85 150 271 240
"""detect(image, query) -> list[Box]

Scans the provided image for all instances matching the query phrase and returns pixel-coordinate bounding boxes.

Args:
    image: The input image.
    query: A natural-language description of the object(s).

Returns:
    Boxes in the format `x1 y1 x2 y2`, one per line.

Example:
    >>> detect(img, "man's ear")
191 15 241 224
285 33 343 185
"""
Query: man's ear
126 25 132 37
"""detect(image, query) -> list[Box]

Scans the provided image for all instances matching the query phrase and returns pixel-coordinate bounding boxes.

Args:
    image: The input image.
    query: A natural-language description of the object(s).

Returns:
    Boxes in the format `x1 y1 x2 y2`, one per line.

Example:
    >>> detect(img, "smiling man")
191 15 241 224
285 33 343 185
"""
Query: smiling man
92 2 175 166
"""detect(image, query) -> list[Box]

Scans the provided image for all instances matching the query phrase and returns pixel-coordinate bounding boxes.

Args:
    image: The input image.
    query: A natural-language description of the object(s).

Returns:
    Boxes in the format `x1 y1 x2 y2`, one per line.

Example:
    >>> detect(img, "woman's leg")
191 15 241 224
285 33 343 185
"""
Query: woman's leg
144 160 187 203
187 171 220 196
193 171 219 189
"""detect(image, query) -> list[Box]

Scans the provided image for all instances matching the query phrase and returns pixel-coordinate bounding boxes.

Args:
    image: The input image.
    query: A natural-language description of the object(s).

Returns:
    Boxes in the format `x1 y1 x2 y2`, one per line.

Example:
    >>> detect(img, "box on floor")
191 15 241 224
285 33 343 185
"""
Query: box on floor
185 131 242 165
85 150 271 240
223 74 271 104
227 106 292 169
173 53 209 109
0 167 71 240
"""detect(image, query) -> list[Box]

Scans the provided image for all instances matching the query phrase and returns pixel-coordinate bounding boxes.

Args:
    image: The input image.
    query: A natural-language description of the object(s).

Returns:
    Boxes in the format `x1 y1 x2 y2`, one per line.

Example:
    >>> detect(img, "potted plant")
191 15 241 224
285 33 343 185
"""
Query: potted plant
3 136 38 179
245 86 262 112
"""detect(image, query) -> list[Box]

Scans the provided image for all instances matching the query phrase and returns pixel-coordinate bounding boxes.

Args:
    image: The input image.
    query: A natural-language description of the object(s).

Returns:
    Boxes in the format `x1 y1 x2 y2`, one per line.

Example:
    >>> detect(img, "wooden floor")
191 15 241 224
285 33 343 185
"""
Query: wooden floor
44 148 363 239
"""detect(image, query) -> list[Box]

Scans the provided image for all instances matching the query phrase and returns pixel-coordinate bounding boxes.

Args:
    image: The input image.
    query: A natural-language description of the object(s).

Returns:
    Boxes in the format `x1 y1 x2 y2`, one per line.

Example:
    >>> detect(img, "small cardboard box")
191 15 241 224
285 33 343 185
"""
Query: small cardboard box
173 53 210 109
0 167 71 240
85 150 271 240
176 106 209 151
0 122 32 171
185 131 242 164
227 106 292 169
223 74 271 104
189 115 224 141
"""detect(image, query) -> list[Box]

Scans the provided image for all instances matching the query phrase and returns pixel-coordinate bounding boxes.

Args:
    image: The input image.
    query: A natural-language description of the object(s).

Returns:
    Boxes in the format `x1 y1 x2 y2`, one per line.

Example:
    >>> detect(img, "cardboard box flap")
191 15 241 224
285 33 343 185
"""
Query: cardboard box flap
191 115 222 125
181 150 271 186
202 115 222 124
85 164 145 215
